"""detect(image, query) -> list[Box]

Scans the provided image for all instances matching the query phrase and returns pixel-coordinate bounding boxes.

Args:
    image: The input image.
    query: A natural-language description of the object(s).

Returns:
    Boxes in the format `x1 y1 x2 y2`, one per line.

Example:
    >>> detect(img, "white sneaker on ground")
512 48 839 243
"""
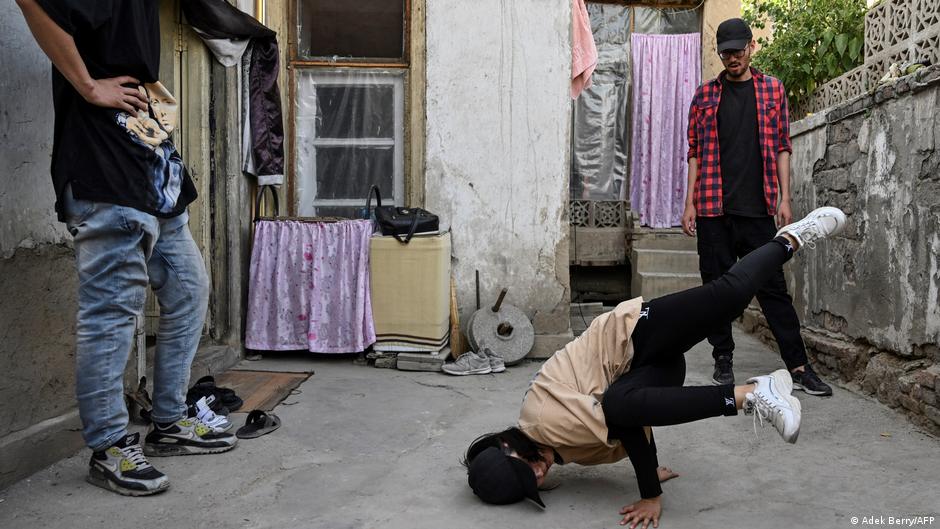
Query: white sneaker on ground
442 351 492 376
482 348 506 373
744 369 802 444
775 206 847 249
194 396 233 432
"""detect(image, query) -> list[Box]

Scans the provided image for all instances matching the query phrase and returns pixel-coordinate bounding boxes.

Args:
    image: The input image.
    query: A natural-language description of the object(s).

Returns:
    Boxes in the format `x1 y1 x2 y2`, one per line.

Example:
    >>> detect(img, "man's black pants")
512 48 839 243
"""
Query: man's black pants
696 214 808 370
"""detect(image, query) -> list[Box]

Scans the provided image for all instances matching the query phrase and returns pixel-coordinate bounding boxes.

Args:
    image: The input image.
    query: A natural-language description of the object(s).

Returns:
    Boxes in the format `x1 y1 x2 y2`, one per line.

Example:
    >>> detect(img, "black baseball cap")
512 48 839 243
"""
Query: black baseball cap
716 18 753 53
467 447 546 508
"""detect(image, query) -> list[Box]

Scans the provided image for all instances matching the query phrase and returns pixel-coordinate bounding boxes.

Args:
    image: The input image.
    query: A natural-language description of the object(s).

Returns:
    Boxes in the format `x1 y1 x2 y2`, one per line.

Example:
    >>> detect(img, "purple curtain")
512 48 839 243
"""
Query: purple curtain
630 33 701 228
246 220 376 353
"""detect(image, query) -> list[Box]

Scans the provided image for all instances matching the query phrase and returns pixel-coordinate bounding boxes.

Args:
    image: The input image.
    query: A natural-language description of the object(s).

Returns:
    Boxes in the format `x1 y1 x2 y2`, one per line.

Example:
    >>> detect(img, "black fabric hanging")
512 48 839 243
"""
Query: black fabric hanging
182 0 284 182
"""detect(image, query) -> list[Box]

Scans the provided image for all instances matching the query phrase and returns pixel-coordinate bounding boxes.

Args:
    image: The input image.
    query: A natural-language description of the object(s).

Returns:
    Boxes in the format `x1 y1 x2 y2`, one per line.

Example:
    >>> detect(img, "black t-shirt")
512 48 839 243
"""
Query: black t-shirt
37 0 196 221
717 77 766 217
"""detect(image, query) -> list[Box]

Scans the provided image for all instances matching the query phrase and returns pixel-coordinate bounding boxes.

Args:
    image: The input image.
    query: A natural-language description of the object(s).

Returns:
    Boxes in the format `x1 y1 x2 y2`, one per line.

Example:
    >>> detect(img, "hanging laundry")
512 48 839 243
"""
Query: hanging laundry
246 220 377 353
571 0 598 99
182 0 285 185
629 33 701 228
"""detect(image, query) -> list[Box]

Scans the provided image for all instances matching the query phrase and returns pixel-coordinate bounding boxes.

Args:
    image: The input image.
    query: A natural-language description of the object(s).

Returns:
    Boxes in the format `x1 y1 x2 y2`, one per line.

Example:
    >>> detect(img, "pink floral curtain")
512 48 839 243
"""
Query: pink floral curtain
630 33 701 228
246 219 376 353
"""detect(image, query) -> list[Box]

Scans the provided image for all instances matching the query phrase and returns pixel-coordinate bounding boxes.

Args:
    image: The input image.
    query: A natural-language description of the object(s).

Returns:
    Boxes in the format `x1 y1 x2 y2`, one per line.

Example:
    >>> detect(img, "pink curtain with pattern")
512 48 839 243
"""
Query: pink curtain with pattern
246 219 376 353
630 33 701 228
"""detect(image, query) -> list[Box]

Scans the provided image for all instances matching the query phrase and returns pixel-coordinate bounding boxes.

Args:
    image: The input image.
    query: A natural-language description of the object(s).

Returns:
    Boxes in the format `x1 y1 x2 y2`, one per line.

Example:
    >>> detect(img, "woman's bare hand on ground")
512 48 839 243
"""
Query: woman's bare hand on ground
619 496 662 528
657 466 679 483
81 76 148 113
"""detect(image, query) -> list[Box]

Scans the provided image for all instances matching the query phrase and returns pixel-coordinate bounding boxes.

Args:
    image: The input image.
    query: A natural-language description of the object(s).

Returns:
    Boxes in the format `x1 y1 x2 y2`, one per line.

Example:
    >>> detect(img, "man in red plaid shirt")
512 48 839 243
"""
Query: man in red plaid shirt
682 18 832 396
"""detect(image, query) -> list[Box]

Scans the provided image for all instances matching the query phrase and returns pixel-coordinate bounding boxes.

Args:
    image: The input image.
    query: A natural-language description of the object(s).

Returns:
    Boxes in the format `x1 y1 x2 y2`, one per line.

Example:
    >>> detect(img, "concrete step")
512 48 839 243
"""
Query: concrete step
633 272 702 299
632 248 699 274
633 232 698 252
570 302 607 336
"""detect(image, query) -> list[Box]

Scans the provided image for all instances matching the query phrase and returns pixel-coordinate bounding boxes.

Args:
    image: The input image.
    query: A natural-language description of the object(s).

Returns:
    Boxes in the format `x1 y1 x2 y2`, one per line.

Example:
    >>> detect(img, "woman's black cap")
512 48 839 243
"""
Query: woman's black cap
467 446 546 508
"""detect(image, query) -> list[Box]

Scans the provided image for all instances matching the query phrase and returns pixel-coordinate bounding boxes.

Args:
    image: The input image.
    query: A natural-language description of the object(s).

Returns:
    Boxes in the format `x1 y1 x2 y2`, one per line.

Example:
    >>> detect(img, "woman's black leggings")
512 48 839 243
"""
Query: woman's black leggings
601 237 795 498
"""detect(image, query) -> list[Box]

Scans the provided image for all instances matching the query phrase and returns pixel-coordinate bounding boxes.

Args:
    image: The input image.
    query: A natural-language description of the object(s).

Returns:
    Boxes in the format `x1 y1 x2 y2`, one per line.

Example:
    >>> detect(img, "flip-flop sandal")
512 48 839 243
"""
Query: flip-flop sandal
236 410 281 439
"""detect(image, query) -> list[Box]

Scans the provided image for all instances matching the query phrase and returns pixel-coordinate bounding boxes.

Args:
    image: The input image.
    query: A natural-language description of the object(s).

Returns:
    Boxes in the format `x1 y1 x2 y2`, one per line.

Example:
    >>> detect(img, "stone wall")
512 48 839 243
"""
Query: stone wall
742 65 940 435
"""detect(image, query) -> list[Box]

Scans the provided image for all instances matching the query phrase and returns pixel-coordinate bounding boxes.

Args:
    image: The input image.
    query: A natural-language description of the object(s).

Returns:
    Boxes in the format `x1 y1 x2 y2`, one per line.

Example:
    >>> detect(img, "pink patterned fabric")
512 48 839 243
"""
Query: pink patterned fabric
630 33 701 228
246 219 376 353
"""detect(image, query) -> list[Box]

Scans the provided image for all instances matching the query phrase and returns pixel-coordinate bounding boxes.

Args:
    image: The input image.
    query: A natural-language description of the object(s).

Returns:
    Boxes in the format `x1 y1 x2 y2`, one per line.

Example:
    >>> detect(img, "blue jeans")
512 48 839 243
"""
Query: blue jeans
63 186 209 451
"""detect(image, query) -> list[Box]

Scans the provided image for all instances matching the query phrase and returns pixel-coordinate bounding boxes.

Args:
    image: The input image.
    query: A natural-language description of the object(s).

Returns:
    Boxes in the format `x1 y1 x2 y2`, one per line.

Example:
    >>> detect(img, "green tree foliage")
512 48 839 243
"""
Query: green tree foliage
743 0 867 105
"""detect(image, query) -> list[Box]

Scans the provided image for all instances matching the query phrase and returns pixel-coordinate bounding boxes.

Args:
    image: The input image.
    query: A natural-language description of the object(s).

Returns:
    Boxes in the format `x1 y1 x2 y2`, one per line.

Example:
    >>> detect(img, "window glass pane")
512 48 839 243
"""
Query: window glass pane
294 70 405 216
314 146 394 200
317 85 395 139
298 0 405 60
313 206 369 219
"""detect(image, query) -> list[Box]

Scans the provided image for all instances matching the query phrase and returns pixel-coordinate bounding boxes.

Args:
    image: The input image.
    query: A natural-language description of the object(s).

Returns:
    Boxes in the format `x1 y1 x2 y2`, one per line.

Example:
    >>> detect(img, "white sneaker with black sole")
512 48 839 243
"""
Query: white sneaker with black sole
442 351 492 375
87 432 169 496
744 369 802 444
144 416 237 456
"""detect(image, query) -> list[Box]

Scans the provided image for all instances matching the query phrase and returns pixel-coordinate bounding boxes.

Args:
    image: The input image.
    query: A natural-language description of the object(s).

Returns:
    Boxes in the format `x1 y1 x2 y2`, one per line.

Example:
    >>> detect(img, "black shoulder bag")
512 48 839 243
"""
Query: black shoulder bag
365 185 439 243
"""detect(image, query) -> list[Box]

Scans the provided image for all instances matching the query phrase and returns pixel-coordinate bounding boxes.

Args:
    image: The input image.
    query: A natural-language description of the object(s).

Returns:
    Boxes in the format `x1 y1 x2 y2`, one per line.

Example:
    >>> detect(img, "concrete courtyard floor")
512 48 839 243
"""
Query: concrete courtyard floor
1 327 938 529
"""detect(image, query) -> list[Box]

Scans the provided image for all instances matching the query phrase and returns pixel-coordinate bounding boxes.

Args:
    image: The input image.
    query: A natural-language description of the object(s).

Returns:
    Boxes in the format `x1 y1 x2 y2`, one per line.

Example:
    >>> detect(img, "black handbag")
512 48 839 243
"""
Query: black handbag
365 185 439 243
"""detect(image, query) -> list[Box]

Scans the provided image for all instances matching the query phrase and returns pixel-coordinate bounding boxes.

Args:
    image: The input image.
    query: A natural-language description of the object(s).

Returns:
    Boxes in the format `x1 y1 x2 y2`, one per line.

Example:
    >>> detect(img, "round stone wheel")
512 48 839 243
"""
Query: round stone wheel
467 303 534 366
466 310 480 352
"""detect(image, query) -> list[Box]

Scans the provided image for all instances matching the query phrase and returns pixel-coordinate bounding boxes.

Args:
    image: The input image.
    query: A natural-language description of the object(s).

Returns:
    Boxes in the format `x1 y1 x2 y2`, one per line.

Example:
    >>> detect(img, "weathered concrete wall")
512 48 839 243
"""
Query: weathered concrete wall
0 3 83 489
743 66 940 434
0 5 70 254
424 0 572 355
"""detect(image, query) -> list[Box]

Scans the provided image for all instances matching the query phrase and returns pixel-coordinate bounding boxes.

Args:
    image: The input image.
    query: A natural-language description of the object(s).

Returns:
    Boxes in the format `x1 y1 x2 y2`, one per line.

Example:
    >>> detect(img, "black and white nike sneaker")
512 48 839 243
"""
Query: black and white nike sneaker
143 416 237 457
87 432 169 496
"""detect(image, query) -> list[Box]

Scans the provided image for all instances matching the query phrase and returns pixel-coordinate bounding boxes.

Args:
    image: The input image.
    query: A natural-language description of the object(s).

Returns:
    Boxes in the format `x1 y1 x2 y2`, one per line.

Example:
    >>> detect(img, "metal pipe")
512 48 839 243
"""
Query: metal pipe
255 0 265 23
475 270 480 310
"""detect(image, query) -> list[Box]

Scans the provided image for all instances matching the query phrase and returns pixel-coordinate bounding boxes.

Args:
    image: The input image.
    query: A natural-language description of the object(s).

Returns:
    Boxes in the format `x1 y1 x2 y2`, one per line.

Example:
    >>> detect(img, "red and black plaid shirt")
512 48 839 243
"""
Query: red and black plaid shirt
687 67 792 217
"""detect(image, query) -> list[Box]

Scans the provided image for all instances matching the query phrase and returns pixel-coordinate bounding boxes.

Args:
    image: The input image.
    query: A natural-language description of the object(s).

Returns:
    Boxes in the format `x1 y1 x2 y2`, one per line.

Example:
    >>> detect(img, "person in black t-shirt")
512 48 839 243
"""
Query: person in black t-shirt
16 0 236 496
683 18 834 397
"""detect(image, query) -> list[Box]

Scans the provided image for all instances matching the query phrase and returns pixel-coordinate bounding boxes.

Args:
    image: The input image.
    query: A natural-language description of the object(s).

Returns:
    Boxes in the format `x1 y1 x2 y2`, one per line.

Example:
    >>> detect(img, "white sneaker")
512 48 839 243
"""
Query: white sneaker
775 206 847 249
744 369 802 444
194 396 233 432
442 351 492 375
482 348 506 373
